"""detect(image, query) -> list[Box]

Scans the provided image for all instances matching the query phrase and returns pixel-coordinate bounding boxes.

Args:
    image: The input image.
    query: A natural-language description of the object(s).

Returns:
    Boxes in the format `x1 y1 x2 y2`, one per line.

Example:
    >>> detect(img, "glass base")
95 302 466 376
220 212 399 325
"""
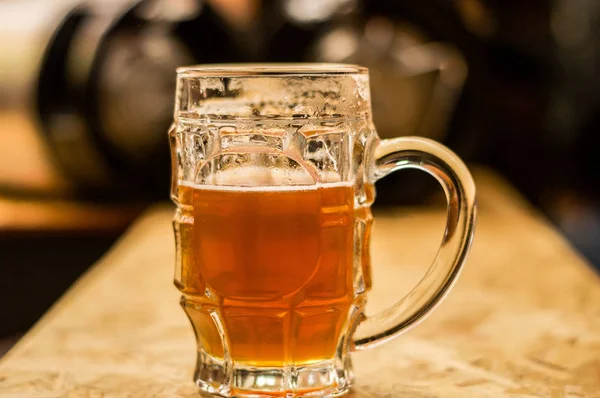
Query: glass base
194 352 354 397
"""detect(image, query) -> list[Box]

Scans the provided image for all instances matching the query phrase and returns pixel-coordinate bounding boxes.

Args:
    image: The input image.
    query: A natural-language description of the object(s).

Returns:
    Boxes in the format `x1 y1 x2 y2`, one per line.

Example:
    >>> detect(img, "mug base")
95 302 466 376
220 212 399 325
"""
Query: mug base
194 353 354 398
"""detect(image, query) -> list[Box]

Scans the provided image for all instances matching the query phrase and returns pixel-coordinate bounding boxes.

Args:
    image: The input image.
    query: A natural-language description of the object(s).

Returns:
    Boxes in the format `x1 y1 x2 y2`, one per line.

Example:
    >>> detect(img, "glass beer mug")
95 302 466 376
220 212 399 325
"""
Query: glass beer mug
169 64 476 397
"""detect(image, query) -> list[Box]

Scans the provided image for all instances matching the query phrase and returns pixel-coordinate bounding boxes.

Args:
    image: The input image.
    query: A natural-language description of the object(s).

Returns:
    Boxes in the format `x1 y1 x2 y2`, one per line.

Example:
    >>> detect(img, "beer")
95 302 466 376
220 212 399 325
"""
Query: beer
175 181 372 366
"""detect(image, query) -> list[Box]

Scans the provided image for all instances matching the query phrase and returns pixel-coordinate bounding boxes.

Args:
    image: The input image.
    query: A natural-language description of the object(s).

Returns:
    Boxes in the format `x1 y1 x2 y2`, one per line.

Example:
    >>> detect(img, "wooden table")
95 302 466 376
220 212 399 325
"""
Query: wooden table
1 169 599 397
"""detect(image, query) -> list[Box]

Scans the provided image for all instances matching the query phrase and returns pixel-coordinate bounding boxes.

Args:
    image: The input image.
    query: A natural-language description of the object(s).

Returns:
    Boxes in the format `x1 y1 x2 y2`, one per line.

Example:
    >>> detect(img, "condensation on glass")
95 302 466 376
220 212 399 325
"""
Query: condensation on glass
169 64 476 397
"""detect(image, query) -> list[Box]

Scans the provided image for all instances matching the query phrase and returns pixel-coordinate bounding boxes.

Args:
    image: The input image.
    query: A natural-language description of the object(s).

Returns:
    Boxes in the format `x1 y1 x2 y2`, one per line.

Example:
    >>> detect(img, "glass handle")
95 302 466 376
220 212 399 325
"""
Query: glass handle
353 137 477 350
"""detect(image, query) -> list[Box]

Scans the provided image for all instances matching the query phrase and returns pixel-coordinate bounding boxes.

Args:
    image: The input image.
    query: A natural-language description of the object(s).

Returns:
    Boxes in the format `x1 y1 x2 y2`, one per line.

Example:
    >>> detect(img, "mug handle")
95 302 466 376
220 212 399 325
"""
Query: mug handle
353 136 477 350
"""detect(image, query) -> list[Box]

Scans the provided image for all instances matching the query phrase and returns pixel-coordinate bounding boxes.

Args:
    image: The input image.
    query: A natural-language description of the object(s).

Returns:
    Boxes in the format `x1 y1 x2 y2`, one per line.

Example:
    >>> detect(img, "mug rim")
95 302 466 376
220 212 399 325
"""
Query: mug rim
176 63 369 77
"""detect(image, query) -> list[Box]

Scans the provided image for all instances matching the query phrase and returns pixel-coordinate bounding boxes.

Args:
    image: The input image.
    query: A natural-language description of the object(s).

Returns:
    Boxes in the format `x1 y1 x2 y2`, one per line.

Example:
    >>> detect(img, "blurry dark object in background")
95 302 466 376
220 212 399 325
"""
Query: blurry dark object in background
262 0 468 204
265 0 471 143
36 0 240 199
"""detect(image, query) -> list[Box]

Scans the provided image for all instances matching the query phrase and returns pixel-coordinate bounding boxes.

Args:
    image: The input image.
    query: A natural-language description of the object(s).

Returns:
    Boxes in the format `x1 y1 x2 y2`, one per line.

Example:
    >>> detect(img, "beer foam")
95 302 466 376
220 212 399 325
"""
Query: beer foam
191 182 353 192
178 168 352 192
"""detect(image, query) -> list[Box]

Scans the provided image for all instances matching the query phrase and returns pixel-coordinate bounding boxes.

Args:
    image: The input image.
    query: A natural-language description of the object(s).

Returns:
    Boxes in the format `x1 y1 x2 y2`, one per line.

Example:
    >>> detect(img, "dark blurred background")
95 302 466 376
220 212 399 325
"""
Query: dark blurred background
1 0 599 353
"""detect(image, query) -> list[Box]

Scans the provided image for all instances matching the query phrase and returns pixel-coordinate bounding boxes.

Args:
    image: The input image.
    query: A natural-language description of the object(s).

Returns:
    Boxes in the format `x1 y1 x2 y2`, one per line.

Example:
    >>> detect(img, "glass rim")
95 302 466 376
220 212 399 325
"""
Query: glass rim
176 63 369 77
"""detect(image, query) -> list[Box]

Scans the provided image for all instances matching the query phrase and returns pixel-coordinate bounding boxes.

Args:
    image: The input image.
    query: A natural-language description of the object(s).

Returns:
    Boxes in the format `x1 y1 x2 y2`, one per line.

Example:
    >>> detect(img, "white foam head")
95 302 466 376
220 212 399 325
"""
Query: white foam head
179 168 352 192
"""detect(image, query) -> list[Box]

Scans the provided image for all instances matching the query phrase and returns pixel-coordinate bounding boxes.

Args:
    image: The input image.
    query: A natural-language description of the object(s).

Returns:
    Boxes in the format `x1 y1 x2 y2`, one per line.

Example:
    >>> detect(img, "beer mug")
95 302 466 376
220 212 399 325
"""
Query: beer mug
169 64 476 397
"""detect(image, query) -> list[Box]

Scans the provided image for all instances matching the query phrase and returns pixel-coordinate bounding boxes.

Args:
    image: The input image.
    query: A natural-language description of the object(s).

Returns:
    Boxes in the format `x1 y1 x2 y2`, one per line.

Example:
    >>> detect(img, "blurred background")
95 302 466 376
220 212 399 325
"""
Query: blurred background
1 0 599 354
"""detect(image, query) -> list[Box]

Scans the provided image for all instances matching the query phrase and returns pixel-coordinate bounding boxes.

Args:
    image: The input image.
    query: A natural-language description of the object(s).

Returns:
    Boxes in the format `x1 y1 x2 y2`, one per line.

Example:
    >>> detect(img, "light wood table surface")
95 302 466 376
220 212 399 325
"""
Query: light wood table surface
1 169 599 397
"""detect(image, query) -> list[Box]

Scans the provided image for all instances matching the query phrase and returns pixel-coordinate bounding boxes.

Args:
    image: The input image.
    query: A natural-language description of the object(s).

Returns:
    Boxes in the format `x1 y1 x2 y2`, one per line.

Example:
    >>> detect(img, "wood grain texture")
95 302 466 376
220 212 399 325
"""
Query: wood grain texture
1 169 599 397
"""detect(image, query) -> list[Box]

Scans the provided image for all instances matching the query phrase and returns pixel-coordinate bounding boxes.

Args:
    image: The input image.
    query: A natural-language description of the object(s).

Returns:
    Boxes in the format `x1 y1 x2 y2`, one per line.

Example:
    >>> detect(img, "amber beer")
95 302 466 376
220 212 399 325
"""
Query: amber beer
175 181 373 366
